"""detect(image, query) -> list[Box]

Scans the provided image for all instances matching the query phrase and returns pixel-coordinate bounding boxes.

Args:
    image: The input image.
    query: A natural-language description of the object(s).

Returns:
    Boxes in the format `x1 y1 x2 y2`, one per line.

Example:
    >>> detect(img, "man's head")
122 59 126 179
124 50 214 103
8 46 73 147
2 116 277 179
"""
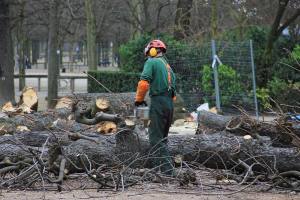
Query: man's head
144 39 167 57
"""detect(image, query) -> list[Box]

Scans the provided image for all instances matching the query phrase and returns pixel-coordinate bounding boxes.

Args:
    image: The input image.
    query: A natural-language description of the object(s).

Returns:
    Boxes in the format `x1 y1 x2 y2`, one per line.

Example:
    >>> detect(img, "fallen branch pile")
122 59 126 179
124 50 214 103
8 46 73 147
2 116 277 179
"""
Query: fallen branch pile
0 93 299 193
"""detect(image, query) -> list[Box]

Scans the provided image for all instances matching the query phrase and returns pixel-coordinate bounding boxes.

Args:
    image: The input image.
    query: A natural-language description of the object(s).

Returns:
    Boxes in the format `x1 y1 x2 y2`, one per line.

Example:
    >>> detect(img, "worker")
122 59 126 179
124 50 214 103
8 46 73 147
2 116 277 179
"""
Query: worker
134 39 176 176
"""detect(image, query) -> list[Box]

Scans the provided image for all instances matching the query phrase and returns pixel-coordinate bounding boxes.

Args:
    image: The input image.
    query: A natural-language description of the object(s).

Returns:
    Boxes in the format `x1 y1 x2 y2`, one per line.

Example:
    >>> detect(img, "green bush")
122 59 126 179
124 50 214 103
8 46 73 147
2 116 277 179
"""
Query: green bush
202 64 243 106
256 77 300 112
273 45 300 82
256 88 271 110
267 77 300 111
88 71 139 93
267 77 288 97
291 45 300 61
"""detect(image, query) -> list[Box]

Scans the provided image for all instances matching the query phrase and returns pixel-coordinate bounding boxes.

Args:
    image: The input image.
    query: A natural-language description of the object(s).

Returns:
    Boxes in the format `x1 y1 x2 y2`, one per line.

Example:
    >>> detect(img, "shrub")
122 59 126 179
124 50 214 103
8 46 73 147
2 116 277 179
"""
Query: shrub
202 64 243 106
88 71 139 93
267 77 300 112
291 45 300 61
267 77 288 97
273 45 300 82
256 88 271 110
256 77 300 112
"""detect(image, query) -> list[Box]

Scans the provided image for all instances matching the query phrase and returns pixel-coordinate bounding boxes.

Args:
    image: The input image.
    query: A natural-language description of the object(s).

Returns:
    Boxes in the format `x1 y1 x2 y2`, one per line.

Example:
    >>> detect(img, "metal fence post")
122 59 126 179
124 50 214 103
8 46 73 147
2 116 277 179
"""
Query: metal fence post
211 40 221 112
250 40 259 119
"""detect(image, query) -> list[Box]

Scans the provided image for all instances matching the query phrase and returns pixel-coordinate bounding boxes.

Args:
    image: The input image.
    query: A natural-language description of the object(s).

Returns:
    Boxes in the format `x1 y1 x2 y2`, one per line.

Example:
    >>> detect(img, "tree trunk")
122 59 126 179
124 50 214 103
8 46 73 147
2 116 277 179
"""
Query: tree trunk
47 0 60 108
15 1 26 91
44 39 48 69
197 110 232 131
210 0 217 38
142 0 151 33
0 0 15 106
1 130 299 173
19 38 30 91
174 0 193 40
85 0 97 71
32 40 40 65
197 111 300 147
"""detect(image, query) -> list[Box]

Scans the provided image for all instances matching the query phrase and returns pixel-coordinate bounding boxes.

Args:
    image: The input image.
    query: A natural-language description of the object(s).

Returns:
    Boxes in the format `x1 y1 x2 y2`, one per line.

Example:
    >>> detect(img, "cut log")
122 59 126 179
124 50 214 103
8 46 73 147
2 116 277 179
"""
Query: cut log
66 93 138 117
197 110 232 131
60 131 300 173
90 97 110 117
1 102 18 113
0 130 299 174
16 125 30 132
19 86 38 112
95 97 110 111
0 121 15 135
55 97 74 110
0 107 91 132
197 111 300 147
124 118 135 128
96 121 117 135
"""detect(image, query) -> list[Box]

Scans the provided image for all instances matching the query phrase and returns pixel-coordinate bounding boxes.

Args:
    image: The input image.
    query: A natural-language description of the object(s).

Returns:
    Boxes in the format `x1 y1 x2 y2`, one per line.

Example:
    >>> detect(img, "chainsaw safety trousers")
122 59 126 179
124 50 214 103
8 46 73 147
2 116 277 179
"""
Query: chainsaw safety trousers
148 93 174 175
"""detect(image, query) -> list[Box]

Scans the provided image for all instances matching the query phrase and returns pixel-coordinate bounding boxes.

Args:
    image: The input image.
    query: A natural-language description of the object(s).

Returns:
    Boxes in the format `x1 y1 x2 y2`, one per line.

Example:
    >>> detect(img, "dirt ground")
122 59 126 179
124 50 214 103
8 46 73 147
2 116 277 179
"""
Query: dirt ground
1 169 299 200
1 189 299 200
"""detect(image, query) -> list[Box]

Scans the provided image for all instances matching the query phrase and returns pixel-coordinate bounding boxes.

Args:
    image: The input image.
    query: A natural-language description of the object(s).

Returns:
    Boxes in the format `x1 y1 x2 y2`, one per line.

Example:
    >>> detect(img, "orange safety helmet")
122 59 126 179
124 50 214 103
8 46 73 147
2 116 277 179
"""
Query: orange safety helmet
144 39 167 56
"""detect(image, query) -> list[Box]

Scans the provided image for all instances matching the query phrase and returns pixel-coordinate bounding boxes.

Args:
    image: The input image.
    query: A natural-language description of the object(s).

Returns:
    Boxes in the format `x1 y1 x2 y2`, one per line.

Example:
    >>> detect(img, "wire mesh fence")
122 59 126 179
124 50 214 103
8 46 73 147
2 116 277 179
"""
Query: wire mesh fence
167 40 258 116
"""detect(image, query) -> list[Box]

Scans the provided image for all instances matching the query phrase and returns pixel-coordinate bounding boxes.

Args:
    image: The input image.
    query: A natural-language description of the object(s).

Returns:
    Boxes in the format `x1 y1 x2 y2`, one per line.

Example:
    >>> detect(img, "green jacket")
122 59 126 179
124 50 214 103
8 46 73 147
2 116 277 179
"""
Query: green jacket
140 56 176 97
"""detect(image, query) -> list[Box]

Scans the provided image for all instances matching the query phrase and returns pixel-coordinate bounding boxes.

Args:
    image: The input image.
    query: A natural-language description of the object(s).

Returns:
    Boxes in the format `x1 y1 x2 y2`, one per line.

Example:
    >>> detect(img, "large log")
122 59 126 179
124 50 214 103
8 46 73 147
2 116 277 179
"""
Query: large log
198 110 232 131
197 111 300 147
68 93 141 117
0 130 299 173
60 131 300 173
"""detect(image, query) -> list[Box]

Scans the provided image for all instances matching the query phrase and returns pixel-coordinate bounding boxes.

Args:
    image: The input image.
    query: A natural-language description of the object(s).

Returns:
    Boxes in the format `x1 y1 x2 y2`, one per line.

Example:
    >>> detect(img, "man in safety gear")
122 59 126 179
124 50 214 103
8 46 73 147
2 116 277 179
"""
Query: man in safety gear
135 39 176 176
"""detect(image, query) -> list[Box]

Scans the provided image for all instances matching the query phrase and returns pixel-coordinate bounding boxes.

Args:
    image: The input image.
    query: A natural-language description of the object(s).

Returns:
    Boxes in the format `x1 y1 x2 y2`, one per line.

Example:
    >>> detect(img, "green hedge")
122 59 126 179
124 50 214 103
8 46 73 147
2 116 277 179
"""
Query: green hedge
88 70 203 95
202 64 244 106
88 71 140 93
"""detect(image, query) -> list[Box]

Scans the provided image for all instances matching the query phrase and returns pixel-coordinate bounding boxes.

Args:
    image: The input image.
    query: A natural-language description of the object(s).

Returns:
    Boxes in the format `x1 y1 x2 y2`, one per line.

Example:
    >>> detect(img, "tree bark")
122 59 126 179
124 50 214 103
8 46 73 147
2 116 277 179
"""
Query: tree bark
85 0 97 71
0 0 15 106
32 40 40 65
16 0 26 91
47 0 60 108
174 0 193 40
210 0 218 38
142 0 151 33
1 130 299 173
197 111 300 147
197 110 232 131
44 39 48 69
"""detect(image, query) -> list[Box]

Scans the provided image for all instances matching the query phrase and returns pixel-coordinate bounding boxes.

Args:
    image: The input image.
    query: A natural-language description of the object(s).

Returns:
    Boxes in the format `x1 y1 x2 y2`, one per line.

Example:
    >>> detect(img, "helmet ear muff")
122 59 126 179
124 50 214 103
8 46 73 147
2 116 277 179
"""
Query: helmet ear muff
149 48 157 57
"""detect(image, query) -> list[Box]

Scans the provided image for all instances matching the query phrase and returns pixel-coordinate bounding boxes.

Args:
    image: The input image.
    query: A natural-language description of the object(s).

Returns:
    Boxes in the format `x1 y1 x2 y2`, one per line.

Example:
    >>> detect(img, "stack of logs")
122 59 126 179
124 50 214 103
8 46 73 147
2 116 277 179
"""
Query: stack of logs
0 89 299 189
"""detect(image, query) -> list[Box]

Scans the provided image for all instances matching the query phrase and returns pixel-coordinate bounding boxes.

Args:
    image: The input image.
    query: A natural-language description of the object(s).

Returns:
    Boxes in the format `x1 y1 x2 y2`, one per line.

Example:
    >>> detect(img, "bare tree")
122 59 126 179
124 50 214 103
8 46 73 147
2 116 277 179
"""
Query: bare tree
85 0 97 70
266 0 300 56
174 0 193 40
210 0 218 38
0 0 15 106
47 0 60 108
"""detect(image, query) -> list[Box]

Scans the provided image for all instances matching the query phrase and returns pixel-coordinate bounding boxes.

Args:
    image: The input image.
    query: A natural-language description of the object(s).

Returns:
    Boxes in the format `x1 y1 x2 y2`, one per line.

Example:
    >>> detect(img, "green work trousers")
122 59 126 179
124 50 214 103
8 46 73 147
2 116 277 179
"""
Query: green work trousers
149 94 174 175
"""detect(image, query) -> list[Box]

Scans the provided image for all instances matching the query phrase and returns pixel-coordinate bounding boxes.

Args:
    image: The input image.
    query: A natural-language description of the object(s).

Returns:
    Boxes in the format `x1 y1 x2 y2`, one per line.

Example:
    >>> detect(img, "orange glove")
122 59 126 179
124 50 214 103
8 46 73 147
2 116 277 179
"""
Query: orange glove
172 96 177 101
135 80 149 102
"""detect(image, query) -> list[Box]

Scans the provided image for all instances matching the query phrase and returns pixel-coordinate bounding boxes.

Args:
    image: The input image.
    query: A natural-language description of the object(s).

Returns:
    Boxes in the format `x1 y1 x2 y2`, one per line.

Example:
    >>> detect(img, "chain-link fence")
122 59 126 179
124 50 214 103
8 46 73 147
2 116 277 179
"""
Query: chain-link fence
167 40 258 117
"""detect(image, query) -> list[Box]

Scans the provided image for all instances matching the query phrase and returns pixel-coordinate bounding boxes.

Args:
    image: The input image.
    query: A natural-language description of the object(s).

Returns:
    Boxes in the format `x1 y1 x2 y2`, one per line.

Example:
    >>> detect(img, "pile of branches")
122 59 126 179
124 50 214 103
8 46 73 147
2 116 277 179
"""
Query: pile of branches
0 91 300 194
